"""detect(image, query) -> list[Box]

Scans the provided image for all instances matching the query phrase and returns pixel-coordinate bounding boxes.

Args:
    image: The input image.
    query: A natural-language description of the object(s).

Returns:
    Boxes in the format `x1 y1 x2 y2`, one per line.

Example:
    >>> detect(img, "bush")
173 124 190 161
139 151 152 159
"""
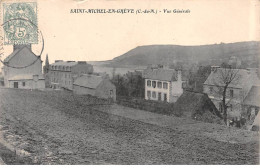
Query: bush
116 96 181 117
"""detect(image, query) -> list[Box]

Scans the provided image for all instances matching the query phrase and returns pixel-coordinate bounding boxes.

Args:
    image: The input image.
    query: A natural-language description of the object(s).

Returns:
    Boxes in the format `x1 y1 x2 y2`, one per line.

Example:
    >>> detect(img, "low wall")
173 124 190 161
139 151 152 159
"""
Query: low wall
116 96 181 116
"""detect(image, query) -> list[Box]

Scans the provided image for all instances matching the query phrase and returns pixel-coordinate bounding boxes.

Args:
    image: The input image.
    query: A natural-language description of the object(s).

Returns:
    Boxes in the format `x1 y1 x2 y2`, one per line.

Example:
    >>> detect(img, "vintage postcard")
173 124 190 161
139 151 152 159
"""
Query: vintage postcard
0 0 259 165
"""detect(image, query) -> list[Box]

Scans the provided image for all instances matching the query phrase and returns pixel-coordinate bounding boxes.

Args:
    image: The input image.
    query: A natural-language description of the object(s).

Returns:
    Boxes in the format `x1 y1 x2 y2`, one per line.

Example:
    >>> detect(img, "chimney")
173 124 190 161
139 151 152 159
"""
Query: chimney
177 69 182 81
211 66 220 72
33 74 39 81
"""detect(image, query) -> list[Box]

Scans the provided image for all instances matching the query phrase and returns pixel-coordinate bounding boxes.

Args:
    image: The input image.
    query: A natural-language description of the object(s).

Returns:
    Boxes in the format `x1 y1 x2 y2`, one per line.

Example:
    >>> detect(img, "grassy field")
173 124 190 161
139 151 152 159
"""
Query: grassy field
0 88 259 164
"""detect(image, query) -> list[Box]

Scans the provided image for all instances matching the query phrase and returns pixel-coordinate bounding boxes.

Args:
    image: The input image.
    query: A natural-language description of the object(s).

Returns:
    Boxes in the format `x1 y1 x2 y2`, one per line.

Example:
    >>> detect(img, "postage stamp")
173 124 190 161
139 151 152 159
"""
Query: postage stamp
2 2 38 45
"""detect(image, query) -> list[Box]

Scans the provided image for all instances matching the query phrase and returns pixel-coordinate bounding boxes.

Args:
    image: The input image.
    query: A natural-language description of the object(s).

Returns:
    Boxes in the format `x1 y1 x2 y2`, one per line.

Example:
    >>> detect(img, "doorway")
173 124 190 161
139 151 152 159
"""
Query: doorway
164 93 167 102
14 82 18 88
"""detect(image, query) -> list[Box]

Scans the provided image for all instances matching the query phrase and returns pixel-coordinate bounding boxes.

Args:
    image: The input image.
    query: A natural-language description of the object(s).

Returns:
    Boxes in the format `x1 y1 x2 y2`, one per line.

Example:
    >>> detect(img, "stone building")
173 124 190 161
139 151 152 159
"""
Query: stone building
49 60 93 90
203 66 260 120
2 44 45 89
73 74 116 101
242 85 260 127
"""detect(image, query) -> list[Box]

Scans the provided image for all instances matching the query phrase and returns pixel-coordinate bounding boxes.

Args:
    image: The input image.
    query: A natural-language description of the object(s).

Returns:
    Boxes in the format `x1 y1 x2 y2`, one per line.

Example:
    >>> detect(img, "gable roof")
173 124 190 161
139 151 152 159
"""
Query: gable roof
143 68 177 81
4 46 37 63
73 74 104 89
243 85 260 107
204 68 260 88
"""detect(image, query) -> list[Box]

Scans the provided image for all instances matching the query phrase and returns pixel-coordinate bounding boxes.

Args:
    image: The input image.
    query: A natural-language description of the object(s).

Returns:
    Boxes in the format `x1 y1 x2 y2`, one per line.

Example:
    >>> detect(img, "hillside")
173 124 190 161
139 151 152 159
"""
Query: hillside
0 89 259 164
107 41 260 67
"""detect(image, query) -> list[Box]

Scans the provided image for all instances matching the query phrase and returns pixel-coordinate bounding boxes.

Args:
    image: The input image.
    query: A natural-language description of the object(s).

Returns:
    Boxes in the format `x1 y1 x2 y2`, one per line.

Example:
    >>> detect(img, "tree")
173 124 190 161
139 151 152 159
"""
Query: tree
213 67 240 125
111 71 144 98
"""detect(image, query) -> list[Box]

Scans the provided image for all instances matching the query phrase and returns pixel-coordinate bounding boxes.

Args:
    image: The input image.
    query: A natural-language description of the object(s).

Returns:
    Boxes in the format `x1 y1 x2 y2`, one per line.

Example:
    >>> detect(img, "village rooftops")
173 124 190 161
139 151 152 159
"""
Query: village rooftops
204 68 260 89
143 67 177 81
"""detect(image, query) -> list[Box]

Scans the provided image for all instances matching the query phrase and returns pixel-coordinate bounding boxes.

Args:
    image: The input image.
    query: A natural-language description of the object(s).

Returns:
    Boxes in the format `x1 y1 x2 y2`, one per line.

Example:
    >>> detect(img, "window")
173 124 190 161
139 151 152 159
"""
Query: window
147 91 151 98
230 89 234 98
152 81 156 88
219 103 223 112
147 80 151 87
110 90 113 95
22 82 25 86
152 91 156 98
230 104 233 111
158 82 162 88
164 93 167 102
209 87 213 94
218 87 223 94
158 92 162 101
163 82 168 89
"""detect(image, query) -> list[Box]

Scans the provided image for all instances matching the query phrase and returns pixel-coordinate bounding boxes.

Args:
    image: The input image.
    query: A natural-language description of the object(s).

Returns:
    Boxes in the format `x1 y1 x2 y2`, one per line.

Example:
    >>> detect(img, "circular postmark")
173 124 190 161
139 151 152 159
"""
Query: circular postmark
0 18 44 69
3 2 38 45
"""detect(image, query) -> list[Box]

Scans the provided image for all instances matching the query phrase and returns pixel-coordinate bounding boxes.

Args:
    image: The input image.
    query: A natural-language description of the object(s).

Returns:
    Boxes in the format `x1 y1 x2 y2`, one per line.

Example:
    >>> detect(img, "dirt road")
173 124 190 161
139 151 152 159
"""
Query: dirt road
0 89 258 164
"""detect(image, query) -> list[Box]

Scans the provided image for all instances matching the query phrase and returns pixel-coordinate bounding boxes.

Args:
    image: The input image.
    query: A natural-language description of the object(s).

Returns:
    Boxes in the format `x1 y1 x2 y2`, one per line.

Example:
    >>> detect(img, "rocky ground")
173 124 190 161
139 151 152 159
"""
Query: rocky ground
0 88 259 164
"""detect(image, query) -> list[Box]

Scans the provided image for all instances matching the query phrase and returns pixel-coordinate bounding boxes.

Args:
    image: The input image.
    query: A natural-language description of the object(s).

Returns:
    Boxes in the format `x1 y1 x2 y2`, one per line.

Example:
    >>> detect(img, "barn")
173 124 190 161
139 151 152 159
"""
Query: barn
73 74 116 101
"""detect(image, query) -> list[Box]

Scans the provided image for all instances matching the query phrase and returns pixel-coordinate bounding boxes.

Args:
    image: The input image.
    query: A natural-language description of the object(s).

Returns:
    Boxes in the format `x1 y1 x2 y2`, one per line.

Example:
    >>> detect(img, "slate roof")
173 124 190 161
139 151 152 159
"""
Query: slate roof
143 68 177 81
8 74 44 81
243 85 260 107
50 61 78 67
4 46 37 63
204 68 260 88
73 74 103 89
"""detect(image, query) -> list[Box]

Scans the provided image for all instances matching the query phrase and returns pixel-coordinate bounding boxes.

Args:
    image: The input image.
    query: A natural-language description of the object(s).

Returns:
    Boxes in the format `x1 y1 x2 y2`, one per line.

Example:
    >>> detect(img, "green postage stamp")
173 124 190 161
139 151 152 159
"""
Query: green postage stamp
2 2 38 45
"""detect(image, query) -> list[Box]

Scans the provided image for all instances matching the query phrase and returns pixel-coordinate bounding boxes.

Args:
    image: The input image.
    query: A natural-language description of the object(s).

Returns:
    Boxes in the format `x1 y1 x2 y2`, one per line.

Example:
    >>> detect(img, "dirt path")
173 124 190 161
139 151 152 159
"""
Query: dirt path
0 89 258 164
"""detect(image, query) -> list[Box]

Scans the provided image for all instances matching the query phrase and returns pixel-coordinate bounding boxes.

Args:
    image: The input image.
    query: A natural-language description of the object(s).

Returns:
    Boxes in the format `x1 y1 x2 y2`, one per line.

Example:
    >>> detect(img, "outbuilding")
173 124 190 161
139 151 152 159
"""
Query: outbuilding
73 74 116 101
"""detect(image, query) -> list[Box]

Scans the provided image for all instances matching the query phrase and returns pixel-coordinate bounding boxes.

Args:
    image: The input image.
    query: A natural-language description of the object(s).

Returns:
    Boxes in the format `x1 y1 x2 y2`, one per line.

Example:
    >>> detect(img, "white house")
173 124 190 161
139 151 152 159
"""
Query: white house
143 66 183 103
2 44 45 89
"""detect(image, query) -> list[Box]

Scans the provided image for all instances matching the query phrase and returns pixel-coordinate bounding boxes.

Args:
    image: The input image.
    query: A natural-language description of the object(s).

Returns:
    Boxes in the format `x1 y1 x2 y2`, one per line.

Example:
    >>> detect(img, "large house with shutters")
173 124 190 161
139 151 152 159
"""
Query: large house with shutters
2 44 45 89
143 65 184 103
203 66 260 121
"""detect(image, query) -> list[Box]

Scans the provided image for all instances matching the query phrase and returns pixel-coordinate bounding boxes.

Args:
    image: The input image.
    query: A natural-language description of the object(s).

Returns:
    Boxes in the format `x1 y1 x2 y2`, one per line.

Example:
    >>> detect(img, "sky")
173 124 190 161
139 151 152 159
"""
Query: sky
1 0 260 64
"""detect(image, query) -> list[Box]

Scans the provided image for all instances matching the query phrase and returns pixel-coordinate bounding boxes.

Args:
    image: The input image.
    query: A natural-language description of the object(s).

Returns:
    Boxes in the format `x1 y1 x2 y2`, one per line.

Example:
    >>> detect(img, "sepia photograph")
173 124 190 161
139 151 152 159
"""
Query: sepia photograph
0 0 259 165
